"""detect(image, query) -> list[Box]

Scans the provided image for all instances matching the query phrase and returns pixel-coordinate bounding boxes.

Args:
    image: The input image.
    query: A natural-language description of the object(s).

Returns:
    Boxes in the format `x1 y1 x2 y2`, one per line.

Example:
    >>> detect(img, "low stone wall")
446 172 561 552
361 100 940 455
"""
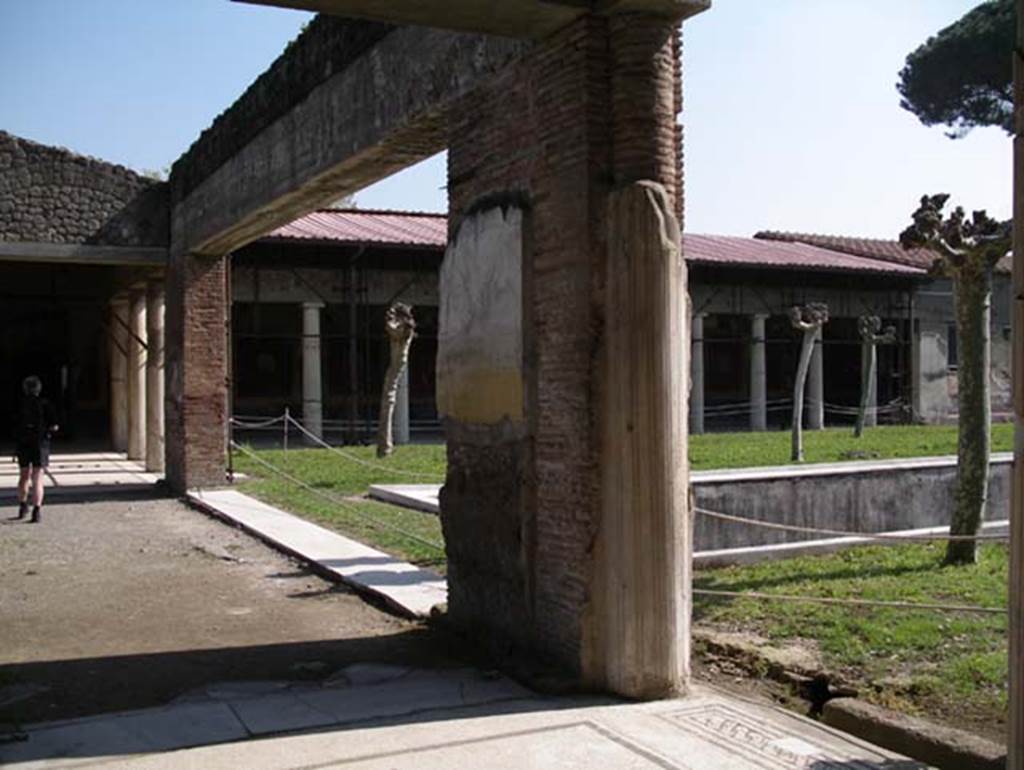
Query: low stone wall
693 455 1012 552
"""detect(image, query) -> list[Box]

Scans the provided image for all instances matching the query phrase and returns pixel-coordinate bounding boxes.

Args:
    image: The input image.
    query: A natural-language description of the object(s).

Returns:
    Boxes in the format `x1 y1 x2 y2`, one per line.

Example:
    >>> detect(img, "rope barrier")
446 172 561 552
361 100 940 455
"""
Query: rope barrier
230 440 446 553
284 415 443 481
693 589 1007 615
231 415 287 430
695 506 1009 542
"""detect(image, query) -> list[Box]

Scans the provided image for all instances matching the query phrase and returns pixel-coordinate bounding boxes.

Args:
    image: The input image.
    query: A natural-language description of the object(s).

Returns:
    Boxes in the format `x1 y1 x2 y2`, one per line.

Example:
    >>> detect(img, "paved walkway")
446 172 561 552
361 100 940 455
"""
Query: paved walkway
188 489 447 618
0 670 925 769
0 453 159 498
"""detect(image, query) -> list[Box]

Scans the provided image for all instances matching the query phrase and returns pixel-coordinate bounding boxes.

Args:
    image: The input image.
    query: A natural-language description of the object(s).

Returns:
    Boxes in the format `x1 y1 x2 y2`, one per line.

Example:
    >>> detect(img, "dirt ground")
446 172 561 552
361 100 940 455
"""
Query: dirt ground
0 493 465 725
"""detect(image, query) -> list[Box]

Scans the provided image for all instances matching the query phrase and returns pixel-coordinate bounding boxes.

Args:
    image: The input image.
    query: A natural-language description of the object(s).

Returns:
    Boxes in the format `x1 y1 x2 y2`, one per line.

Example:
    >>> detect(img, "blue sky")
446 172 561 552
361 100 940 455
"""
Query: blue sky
0 0 1010 238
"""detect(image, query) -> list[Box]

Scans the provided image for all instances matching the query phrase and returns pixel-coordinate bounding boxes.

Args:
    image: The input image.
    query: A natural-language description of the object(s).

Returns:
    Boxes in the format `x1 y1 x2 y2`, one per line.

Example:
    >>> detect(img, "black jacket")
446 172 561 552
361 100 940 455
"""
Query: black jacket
15 396 57 447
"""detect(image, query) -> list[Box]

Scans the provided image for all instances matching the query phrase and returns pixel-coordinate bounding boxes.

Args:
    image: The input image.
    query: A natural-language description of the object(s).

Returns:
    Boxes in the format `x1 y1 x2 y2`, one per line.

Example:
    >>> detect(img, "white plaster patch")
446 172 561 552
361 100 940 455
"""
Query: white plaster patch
436 205 523 423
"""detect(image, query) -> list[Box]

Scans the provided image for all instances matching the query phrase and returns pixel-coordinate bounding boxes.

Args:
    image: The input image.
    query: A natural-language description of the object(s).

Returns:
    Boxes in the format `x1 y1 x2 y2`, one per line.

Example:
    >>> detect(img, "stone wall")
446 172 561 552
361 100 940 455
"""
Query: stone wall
0 130 167 247
169 16 393 205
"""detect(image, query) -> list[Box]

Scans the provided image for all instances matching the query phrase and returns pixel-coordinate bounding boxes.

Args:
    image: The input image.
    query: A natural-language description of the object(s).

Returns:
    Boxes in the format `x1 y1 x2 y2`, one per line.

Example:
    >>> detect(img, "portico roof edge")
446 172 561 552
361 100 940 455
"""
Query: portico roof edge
0 241 168 267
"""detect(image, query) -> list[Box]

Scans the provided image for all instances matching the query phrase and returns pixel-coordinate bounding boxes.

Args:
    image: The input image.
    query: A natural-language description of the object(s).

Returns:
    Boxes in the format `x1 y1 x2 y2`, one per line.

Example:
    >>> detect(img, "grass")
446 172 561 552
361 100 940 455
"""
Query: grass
694 542 1008 740
234 444 446 570
234 424 1012 738
689 422 1014 470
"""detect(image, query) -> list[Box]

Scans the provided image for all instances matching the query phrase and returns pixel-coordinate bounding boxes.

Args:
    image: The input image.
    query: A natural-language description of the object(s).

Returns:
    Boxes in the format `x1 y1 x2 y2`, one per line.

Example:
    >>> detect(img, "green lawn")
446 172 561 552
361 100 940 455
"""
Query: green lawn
689 422 1014 470
233 424 1012 738
694 542 1008 740
234 444 446 569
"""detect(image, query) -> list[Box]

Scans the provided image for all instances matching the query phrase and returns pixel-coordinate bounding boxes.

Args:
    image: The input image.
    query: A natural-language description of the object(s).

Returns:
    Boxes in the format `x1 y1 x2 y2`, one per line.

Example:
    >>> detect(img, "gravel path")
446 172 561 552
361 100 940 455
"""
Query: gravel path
0 493 460 724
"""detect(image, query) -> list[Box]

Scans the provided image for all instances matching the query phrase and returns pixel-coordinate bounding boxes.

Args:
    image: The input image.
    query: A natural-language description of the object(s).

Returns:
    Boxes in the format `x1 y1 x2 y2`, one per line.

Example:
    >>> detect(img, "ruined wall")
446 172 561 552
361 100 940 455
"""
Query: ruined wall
0 131 168 246
442 15 682 675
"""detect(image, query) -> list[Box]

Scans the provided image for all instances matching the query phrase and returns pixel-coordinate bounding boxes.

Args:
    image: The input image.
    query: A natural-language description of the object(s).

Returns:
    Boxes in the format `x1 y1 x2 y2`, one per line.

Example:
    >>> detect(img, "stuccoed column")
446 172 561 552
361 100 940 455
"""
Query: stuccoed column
690 312 705 434
146 282 165 473
302 301 324 441
127 289 147 462
109 298 130 452
808 327 824 429
750 313 768 431
394 365 410 445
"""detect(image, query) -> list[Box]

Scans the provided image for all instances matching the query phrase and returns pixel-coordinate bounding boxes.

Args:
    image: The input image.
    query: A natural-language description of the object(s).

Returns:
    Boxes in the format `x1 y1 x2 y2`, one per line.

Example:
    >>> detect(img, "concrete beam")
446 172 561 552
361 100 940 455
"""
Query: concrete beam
173 27 525 257
232 0 708 39
0 242 167 267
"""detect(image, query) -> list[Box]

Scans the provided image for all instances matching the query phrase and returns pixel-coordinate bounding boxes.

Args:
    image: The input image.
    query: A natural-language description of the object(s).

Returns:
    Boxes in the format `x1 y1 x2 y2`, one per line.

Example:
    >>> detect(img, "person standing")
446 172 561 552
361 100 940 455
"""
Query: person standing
14 376 58 523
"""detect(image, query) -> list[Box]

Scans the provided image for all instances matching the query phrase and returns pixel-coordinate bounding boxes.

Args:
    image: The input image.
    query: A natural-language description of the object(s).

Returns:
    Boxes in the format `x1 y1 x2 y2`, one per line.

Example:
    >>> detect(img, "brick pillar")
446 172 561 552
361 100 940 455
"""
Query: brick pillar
109 298 129 452
165 252 228 493
301 301 324 441
443 10 690 698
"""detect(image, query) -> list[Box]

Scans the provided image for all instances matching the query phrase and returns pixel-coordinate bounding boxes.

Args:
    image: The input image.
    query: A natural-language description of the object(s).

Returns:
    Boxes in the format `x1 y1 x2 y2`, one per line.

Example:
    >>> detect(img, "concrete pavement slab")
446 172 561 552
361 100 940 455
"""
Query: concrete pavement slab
187 488 446 618
368 483 440 513
9 686 924 769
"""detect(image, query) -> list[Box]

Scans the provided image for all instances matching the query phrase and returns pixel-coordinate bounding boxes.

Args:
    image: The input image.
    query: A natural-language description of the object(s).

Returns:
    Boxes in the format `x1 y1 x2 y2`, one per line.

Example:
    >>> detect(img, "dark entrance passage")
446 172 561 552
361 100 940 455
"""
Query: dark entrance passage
0 263 118 449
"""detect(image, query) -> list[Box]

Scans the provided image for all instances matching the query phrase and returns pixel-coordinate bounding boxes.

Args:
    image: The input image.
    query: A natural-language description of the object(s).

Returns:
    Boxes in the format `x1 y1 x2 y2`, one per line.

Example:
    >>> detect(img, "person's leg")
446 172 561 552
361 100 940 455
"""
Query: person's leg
30 465 44 522
16 465 30 518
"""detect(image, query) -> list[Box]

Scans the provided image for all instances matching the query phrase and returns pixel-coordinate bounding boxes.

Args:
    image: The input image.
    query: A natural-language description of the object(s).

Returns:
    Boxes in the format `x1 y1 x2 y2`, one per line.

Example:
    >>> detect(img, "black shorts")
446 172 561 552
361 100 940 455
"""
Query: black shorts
16 443 49 469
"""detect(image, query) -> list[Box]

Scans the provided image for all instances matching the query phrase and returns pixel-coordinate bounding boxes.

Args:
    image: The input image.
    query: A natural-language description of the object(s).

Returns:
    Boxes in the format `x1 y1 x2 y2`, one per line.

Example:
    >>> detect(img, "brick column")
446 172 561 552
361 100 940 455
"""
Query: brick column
165 252 228 493
146 282 165 473
109 298 129 453
127 289 147 462
750 313 768 431
442 10 693 698
690 312 705 435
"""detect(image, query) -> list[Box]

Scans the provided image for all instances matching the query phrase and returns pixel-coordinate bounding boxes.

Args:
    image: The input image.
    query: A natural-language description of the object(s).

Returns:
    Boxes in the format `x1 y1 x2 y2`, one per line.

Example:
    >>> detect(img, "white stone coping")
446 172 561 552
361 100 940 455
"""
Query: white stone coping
187 488 446 619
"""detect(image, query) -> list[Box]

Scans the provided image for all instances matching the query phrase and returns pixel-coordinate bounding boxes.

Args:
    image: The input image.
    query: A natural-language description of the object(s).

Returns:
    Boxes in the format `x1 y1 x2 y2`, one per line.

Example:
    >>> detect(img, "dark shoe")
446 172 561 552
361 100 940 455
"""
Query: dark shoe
30 506 40 523
15 502 28 520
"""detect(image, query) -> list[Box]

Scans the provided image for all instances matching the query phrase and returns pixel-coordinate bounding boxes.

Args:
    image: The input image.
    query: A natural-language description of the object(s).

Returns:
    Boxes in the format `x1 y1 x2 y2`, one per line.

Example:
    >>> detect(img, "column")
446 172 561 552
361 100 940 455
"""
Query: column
864 342 879 428
808 327 824 429
394 365 410 445
127 289 147 461
146 282 165 473
690 313 705 434
109 298 129 452
164 252 228 493
302 301 324 441
750 313 768 431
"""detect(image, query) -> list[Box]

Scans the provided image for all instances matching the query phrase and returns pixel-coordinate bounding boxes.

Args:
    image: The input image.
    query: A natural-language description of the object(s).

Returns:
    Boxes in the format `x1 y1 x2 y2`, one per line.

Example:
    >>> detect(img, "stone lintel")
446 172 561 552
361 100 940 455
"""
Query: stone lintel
174 27 525 257
0 241 168 268
232 0 709 39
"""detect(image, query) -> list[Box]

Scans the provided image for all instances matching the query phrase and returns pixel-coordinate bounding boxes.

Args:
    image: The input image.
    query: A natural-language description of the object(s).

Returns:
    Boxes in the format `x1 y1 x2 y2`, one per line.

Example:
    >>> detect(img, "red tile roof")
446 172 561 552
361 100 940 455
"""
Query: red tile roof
264 208 447 248
755 230 1012 275
684 234 927 277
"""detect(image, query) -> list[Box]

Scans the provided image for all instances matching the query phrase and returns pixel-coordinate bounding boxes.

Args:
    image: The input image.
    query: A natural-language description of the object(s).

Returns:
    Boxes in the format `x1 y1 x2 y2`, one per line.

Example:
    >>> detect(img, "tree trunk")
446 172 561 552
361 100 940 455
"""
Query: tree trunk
791 328 816 462
376 304 415 459
946 266 993 565
854 340 876 438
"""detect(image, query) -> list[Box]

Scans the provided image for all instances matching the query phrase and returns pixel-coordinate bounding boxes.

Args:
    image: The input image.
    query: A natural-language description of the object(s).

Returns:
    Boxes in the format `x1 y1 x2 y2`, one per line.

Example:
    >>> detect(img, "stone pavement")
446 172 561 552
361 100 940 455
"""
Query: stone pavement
0 453 159 498
0 665 926 769
187 488 447 618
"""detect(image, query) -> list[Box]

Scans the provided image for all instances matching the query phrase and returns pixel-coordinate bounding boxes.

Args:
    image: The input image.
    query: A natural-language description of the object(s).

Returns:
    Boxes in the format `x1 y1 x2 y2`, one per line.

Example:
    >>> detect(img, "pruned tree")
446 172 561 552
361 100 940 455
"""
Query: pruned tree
854 315 897 438
897 0 1014 137
376 303 415 458
789 303 829 462
900 194 1011 564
